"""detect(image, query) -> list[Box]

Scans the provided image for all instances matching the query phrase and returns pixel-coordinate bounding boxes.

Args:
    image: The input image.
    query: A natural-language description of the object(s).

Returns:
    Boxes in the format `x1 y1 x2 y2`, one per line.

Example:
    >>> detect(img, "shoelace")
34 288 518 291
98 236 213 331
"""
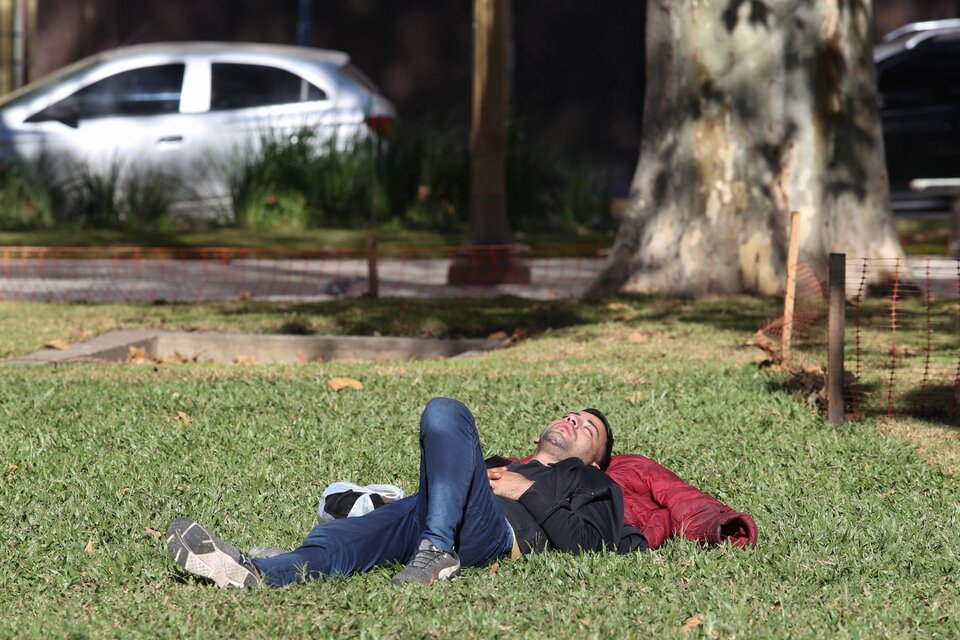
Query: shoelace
408 546 447 569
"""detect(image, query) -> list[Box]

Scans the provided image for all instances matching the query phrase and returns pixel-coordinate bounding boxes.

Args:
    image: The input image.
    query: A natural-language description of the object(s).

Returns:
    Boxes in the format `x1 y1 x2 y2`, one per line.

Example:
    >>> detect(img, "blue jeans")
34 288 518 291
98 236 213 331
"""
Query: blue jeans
252 397 514 585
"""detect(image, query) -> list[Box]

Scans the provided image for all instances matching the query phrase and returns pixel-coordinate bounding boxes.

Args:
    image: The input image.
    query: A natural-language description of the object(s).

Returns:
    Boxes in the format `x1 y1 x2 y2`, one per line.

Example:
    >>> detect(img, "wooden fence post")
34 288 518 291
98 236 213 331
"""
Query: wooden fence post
366 233 379 298
827 252 846 424
782 211 801 363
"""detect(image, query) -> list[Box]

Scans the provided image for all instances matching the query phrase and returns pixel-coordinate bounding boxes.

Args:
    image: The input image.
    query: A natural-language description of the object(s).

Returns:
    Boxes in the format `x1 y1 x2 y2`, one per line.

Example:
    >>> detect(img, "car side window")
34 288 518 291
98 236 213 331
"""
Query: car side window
879 39 960 110
210 63 326 111
29 64 186 122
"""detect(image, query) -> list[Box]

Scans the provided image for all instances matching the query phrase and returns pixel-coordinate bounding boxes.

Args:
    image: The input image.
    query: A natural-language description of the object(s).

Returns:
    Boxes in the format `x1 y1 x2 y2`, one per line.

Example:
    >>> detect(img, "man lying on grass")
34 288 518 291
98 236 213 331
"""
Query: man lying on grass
166 397 646 587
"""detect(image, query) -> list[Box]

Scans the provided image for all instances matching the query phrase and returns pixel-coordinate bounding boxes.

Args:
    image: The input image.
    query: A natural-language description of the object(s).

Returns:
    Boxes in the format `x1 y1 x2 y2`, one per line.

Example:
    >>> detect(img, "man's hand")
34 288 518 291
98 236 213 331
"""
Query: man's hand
487 467 534 500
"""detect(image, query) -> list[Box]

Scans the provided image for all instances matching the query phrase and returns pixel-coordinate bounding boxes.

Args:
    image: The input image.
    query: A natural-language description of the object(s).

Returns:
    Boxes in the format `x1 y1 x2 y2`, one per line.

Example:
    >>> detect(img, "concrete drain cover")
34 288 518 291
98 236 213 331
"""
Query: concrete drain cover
6 330 505 364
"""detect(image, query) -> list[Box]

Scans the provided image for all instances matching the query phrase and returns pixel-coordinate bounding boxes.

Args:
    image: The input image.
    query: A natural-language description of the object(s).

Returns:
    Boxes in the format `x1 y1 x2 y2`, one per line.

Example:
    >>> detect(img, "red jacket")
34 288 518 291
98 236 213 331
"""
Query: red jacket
606 454 757 549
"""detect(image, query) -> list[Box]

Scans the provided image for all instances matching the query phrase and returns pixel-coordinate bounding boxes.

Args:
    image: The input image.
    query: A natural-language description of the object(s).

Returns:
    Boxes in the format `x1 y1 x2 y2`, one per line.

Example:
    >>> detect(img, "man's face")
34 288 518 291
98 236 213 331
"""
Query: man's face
535 411 607 467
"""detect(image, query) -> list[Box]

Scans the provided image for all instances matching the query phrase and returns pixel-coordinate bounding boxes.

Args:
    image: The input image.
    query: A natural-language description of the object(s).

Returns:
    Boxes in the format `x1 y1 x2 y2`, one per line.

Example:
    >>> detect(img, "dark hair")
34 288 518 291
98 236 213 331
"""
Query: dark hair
582 408 613 470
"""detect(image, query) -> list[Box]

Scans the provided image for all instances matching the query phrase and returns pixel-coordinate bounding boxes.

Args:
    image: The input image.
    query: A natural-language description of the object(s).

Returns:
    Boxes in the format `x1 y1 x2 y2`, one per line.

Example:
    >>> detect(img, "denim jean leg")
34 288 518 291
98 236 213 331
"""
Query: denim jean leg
417 397 513 566
252 496 421 586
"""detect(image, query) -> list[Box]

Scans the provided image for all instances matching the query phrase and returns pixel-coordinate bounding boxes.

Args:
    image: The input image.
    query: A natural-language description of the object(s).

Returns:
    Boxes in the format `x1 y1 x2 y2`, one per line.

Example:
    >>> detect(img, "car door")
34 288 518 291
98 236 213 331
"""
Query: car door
181 60 340 208
23 62 192 187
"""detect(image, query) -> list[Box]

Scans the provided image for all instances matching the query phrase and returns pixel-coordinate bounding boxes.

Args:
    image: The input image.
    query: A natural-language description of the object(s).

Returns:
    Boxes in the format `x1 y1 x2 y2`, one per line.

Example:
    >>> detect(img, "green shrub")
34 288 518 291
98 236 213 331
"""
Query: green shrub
0 161 56 230
223 129 385 231
55 158 179 229
306 135 386 228
380 119 470 230
120 169 181 228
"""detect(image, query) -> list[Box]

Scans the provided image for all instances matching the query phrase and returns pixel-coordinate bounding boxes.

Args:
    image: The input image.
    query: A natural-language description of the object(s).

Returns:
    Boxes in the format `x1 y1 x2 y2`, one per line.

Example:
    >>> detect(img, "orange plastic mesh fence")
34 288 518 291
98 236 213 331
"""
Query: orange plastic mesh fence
0 244 610 303
759 255 960 421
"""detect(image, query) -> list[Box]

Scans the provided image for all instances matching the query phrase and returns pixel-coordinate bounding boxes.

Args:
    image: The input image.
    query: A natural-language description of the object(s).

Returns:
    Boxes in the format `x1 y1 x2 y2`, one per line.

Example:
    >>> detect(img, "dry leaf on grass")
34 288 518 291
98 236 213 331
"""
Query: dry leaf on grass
626 391 644 404
175 411 191 425
681 614 703 634
85 539 95 554
159 351 199 364
627 331 651 344
607 302 631 311
128 346 151 363
234 355 259 365
487 561 500 575
45 339 71 350
145 527 163 539
328 377 363 392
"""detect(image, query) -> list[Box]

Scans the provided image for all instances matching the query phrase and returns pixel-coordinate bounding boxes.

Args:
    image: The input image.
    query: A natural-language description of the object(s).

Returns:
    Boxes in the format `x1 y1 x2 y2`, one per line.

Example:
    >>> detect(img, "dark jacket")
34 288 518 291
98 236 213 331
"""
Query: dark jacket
485 455 647 555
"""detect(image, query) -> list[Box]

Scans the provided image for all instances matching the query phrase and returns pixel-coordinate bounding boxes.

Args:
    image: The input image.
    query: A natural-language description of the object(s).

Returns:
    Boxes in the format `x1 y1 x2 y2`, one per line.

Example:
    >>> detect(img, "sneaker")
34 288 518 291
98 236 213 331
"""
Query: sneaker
166 518 260 588
391 539 461 585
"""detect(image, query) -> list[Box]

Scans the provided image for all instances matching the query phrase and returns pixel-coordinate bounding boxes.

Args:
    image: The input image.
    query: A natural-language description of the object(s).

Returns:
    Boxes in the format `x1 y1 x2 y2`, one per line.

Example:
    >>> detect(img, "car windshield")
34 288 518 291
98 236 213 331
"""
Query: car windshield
0 56 102 110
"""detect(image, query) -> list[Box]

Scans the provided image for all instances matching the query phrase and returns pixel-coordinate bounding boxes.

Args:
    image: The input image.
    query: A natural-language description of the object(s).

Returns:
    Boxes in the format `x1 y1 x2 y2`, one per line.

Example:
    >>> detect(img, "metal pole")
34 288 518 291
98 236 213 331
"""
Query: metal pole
827 253 846 424
950 195 960 257
366 233 379 298
782 211 801 364
13 0 26 88
297 0 312 47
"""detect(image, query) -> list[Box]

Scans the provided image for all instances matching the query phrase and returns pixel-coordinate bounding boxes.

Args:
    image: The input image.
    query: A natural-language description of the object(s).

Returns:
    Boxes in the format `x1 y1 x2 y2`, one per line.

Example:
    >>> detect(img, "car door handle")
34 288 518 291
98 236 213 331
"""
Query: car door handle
158 135 183 143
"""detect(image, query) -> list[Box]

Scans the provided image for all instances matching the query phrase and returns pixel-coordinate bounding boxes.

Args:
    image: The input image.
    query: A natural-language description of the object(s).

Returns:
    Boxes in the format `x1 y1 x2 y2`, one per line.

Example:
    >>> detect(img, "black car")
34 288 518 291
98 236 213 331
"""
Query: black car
875 20 960 212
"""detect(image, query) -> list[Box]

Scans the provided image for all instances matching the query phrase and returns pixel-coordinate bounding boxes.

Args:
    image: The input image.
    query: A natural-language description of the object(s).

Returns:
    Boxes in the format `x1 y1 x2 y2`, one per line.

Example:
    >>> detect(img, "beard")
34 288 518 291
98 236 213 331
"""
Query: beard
537 426 571 454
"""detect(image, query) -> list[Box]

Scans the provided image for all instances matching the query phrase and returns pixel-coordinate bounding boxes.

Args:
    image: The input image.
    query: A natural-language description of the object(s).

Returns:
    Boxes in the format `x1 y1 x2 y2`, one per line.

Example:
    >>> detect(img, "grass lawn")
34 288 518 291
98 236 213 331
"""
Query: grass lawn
0 227 615 251
1 296 958 638
0 215 948 255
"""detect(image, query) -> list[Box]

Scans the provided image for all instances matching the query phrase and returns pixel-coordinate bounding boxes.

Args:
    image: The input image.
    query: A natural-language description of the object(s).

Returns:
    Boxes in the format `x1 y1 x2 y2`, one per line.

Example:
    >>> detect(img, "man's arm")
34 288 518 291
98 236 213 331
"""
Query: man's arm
488 467 621 553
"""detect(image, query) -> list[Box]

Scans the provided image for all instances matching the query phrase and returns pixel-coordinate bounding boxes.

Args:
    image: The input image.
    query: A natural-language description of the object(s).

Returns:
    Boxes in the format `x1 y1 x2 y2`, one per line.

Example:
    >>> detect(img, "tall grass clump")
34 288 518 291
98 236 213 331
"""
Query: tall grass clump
224 128 386 231
379 119 470 230
57 158 181 229
220 120 615 234
507 120 614 232
0 153 182 231
0 159 58 230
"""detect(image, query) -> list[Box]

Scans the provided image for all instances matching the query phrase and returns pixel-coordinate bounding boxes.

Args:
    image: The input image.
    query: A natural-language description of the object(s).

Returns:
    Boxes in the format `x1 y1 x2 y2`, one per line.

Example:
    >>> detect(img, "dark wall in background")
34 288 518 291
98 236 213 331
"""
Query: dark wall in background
29 1 958 193
32 1 646 192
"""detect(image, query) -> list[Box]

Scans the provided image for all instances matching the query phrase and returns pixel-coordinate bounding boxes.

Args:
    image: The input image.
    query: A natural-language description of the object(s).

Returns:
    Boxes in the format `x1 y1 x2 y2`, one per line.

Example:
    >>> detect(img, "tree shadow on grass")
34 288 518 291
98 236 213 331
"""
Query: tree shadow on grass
221 294 783 339
896 384 960 426
215 296 600 339
614 295 782 335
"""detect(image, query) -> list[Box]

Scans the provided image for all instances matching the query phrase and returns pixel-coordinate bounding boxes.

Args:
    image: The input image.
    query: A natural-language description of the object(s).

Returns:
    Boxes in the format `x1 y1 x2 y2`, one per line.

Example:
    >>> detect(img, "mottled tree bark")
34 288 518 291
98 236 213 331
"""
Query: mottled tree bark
594 0 903 296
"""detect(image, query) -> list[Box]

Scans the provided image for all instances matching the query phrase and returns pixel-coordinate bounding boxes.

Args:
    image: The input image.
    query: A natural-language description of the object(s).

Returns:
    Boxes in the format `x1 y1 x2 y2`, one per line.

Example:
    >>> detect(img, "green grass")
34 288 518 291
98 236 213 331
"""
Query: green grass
0 227 615 251
0 212 945 256
896 216 956 256
1 296 958 638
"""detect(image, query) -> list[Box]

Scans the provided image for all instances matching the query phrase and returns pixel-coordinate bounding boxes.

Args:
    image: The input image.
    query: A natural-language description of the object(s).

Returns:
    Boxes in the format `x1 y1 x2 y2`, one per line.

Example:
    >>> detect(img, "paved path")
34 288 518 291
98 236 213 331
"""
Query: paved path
0 254 956 302
0 256 606 302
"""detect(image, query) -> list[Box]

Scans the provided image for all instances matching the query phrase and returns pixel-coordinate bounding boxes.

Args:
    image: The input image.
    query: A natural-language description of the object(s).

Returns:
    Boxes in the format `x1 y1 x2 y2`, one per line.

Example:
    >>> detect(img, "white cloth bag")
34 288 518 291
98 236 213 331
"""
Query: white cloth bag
317 482 405 522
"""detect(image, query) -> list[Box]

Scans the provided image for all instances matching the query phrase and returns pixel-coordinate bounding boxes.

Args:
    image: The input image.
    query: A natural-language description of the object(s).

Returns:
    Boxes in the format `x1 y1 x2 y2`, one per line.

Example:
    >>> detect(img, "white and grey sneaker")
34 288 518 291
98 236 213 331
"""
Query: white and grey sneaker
391 539 461 585
166 518 260 588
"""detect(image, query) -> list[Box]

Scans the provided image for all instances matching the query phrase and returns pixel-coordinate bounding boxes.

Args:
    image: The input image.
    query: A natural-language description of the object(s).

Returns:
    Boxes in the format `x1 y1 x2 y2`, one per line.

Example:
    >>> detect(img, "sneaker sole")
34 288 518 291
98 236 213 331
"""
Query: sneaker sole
437 563 461 581
166 518 258 588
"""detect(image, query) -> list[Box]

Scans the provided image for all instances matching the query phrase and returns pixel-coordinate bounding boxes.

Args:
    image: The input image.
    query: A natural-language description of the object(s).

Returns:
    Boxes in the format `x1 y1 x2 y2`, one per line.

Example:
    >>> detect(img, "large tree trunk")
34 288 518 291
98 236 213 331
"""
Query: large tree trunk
594 0 904 296
448 0 530 285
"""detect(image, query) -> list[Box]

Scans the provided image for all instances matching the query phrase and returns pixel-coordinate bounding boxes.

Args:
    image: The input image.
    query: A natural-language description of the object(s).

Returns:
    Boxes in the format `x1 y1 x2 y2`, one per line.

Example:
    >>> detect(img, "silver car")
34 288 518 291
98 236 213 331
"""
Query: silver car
0 42 396 212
